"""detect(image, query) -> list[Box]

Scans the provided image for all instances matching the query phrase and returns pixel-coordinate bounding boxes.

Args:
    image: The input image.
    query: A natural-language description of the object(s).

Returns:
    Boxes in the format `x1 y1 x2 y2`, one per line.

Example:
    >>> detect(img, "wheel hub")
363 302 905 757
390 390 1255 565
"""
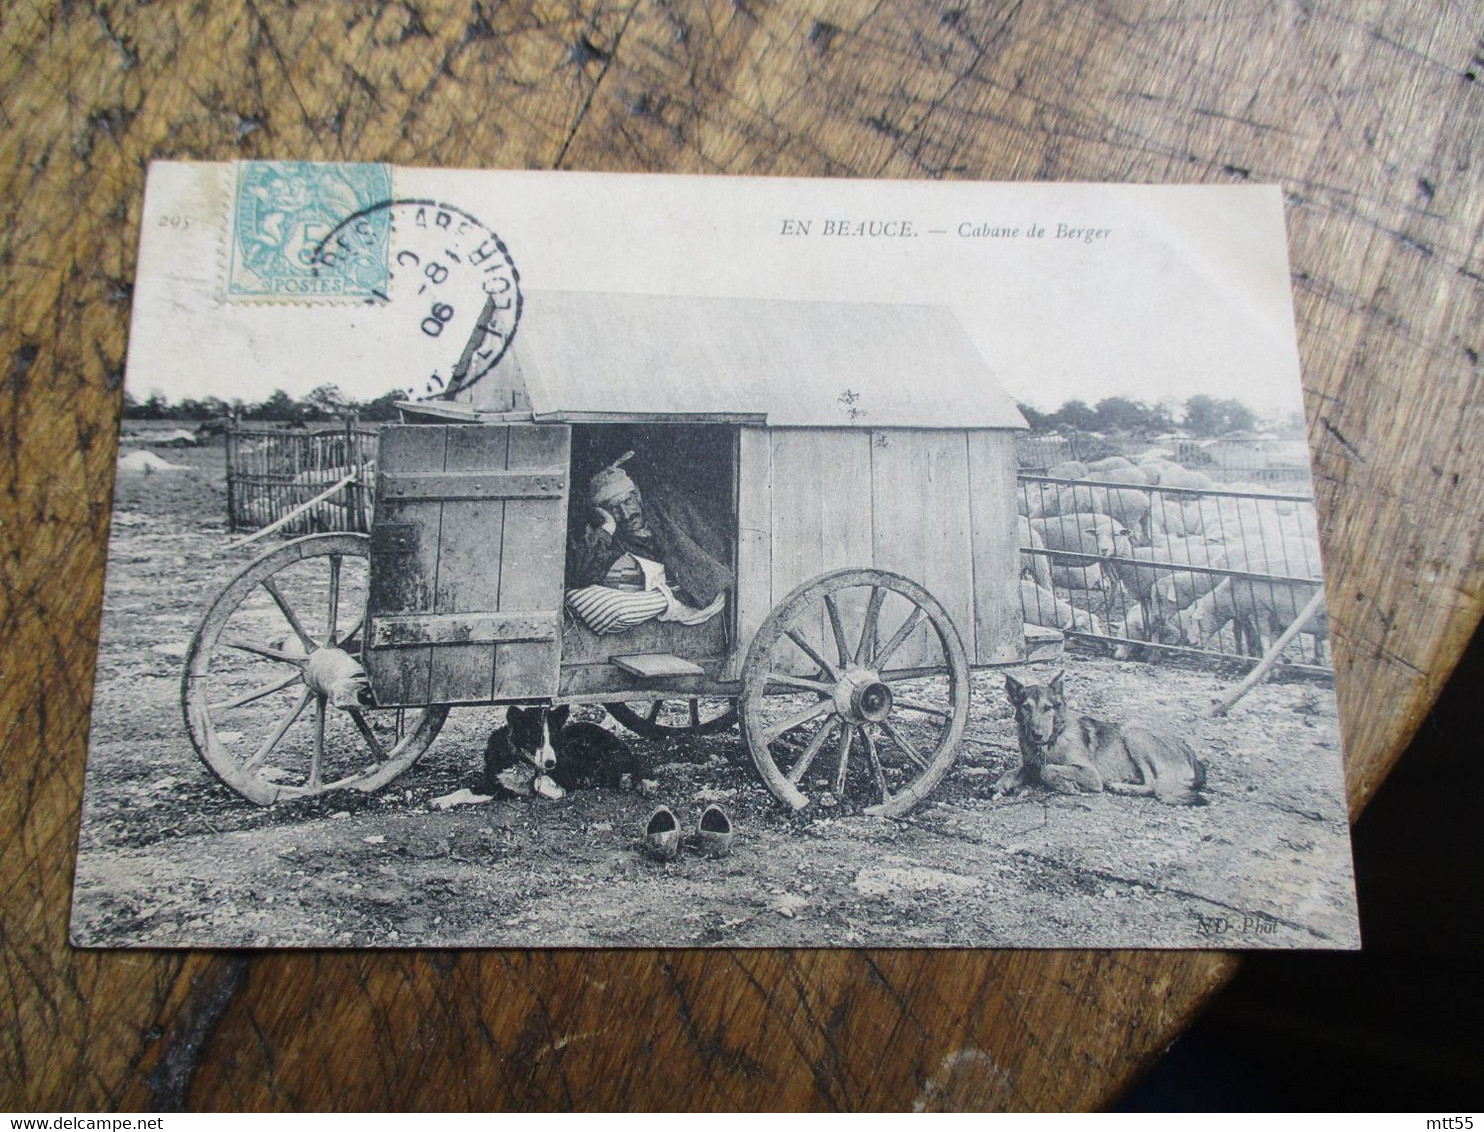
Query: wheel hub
833 667 893 723
302 646 373 709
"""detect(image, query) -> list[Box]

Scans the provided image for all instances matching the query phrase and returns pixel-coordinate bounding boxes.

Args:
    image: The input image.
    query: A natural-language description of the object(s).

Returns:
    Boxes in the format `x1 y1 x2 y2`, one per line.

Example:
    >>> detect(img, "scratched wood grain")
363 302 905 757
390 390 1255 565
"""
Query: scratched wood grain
2 0 1481 1112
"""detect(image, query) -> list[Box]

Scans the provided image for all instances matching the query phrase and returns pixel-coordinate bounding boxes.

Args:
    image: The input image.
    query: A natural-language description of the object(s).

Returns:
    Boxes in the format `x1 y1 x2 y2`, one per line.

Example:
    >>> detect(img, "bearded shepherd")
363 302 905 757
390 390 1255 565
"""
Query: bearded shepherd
995 672 1207 806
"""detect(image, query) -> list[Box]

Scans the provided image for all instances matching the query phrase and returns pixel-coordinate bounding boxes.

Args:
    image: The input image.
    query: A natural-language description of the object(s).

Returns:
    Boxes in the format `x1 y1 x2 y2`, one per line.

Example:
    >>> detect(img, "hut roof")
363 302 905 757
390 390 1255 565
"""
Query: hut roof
502 291 1026 429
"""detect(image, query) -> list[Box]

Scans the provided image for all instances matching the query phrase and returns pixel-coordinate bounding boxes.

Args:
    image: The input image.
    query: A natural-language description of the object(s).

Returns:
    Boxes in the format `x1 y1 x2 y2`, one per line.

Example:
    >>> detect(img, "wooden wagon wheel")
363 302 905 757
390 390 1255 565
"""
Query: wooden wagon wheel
181 533 448 806
604 698 739 739
739 569 970 818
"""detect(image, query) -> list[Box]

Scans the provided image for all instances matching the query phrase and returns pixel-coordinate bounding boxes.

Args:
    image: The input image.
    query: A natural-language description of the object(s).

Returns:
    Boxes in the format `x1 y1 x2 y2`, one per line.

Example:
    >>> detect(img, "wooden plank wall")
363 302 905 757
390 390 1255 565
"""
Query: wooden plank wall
968 432 1024 664
739 427 1019 672
730 427 773 679
868 430 976 669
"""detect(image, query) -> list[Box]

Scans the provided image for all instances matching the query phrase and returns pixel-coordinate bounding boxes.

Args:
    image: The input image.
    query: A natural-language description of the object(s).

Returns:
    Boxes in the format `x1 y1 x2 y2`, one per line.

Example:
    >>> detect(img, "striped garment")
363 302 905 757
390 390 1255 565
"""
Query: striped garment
565 584 670 635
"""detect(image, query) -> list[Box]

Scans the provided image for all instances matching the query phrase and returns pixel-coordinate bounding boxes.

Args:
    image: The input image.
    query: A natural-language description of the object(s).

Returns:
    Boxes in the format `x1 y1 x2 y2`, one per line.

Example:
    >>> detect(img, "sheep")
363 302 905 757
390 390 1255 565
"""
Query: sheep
1032 484 1152 542
1084 455 1135 474
1018 514 1053 589
1024 481 1108 520
1030 512 1135 559
1151 559 1229 621
1031 512 1135 594
1103 537 1228 647
1084 465 1153 487
1146 493 1207 540
1103 546 1190 643
1099 486 1154 538
1036 468 1158 538
1052 560 1106 591
1151 465 1213 491
1180 578 1265 656
1020 579 1104 635
1203 497 1316 559
1046 460 1088 480
1136 458 1182 485
1181 544 1327 657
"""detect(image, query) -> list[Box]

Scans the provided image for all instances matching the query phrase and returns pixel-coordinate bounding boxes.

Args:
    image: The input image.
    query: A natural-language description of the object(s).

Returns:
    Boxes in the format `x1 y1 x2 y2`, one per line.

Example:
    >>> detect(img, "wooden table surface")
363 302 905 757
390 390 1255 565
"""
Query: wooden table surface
2 0 1480 1112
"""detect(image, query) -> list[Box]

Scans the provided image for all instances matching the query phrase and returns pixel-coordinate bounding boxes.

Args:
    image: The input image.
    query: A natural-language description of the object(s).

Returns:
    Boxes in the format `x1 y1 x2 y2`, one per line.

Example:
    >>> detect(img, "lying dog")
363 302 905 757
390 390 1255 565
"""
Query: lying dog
995 672 1207 806
481 705 653 799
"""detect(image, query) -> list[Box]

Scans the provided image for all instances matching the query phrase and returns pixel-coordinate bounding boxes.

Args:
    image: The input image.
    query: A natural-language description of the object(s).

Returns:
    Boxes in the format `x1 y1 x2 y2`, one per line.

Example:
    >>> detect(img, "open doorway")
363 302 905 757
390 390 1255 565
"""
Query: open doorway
561 424 738 667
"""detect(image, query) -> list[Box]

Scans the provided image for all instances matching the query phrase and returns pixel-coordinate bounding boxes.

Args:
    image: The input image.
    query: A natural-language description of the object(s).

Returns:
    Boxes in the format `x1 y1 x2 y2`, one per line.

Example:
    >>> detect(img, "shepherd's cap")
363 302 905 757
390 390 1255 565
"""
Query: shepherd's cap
589 450 638 506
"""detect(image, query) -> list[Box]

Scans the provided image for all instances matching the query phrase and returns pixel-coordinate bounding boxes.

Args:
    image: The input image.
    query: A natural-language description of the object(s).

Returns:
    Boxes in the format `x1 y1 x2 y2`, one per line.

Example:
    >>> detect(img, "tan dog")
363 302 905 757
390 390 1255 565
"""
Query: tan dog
995 672 1207 805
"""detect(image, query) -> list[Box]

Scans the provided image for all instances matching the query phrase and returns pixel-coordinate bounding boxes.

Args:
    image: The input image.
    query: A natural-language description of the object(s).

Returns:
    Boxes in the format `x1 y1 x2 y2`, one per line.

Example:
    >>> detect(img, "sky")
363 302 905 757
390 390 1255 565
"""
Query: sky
127 167 1307 422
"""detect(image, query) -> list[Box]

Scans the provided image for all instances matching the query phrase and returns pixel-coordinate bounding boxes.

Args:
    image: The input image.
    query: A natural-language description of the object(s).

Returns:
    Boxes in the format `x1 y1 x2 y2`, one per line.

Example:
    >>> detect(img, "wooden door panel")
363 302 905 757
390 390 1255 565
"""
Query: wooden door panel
367 423 570 706
428 426 509 702
366 426 446 705
493 425 571 699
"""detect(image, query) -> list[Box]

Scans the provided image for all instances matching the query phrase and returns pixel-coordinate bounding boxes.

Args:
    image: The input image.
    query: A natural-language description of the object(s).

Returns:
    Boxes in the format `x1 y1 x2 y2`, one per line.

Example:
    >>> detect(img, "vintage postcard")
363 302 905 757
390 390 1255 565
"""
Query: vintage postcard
71 165 1359 948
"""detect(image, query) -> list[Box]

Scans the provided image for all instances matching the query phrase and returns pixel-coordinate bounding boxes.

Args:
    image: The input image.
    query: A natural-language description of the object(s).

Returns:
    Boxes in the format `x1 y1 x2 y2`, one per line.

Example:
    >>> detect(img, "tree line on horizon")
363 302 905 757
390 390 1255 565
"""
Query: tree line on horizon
1017 395 1277 437
125 386 1278 439
122 384 406 424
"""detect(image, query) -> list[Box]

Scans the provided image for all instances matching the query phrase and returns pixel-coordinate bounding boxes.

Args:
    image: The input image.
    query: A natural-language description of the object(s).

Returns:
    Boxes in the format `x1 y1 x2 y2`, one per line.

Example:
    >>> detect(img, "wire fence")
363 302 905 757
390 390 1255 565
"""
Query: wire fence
225 422 377 534
1171 438 1312 485
1015 433 1078 471
1018 474 1330 674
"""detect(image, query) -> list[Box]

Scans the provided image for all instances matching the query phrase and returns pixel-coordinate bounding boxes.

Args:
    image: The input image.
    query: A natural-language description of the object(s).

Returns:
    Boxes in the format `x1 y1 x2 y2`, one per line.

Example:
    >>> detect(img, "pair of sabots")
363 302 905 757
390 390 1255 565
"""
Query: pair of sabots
643 803 733 861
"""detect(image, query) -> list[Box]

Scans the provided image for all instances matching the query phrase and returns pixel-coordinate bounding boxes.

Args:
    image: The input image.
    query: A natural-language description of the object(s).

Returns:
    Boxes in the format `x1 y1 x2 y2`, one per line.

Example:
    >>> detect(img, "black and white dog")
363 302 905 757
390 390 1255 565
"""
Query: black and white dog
481 705 651 799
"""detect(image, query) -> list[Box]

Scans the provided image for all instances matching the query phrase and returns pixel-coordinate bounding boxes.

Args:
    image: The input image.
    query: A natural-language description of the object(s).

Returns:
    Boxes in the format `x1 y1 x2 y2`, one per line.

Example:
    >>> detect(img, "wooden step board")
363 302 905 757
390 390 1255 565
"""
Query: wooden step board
609 653 707 680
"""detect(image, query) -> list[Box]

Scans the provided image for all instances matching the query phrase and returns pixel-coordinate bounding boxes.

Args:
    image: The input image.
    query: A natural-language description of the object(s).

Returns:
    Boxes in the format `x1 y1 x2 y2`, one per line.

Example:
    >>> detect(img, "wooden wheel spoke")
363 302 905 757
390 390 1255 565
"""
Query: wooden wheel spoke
349 708 389 766
823 594 850 668
224 638 308 666
874 607 926 671
833 723 855 796
785 718 837 785
784 629 839 681
645 701 663 724
879 718 930 771
863 726 890 804
765 672 836 694
309 695 326 789
261 576 318 653
243 688 312 771
209 670 302 714
855 587 886 666
336 612 366 652
763 696 834 746
689 699 701 728
326 554 341 642
891 696 951 719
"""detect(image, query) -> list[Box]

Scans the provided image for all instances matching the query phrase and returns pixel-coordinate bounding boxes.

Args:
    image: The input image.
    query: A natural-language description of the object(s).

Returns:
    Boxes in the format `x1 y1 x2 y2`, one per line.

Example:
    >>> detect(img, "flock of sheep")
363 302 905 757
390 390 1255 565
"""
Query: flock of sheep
1018 453 1328 663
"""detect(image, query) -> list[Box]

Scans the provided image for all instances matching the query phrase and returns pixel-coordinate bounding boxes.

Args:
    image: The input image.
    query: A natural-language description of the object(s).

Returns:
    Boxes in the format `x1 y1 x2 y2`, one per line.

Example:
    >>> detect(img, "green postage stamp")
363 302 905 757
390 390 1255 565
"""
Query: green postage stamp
227 161 392 300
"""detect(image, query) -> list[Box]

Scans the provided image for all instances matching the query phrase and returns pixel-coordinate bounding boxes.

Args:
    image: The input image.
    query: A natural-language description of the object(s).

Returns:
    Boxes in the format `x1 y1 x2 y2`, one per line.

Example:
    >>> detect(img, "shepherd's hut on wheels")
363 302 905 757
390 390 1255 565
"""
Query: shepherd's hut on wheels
182 292 1040 818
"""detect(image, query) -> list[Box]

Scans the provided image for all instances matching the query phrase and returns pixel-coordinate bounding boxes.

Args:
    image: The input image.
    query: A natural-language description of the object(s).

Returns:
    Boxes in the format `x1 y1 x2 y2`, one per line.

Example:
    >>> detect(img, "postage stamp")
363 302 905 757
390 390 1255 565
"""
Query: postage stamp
227 161 393 300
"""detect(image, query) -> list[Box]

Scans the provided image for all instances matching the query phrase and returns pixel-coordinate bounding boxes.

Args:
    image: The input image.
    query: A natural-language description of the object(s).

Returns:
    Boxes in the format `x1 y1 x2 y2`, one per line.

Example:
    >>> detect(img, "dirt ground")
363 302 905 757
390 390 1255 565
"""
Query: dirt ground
71 440 1360 949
